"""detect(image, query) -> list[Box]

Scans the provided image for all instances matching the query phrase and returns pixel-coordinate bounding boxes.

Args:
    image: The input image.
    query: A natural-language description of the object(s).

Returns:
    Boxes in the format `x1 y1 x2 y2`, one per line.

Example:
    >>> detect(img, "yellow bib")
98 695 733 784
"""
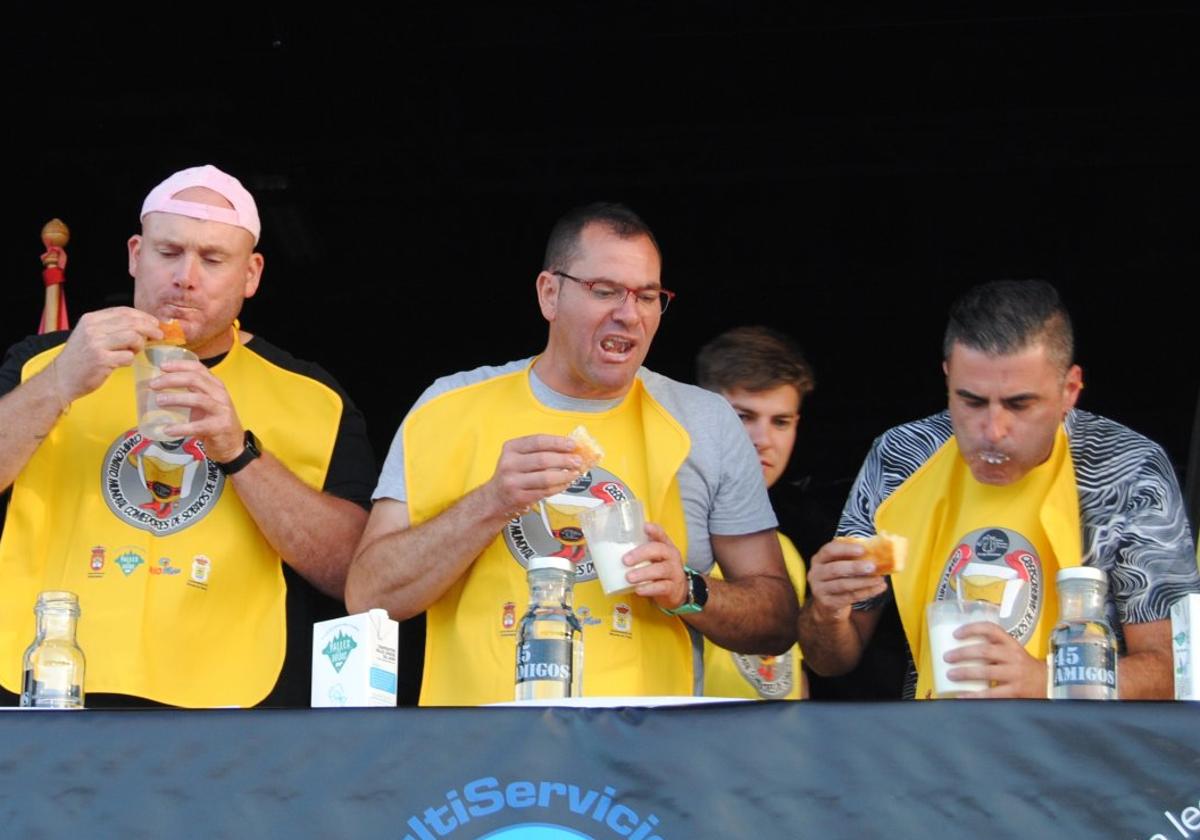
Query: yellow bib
703 531 806 700
0 336 343 707
406 365 695 706
878 427 1081 700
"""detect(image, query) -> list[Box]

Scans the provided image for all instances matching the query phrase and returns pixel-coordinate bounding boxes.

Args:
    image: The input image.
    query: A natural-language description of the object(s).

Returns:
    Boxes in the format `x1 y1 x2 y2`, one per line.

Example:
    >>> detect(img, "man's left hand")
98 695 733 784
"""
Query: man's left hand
944 621 1048 699
152 359 246 463
622 522 689 611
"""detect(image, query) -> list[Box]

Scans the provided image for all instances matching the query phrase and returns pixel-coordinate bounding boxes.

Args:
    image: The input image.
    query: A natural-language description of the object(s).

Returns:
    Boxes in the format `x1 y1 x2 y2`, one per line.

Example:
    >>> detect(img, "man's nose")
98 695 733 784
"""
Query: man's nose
173 253 199 287
983 406 1010 443
748 420 770 450
612 288 640 323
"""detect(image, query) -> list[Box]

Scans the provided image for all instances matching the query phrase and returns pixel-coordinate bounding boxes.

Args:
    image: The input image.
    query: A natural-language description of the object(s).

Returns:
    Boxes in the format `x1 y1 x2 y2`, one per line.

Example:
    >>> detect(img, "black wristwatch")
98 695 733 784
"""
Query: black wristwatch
661 567 709 615
215 430 262 476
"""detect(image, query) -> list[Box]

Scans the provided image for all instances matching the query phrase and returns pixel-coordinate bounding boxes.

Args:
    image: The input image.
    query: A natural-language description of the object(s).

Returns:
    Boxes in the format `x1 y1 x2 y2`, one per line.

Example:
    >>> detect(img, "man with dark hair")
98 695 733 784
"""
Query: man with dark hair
0 165 375 708
348 203 797 705
942 278 1075 369
543 202 661 276
696 325 812 699
798 279 1199 699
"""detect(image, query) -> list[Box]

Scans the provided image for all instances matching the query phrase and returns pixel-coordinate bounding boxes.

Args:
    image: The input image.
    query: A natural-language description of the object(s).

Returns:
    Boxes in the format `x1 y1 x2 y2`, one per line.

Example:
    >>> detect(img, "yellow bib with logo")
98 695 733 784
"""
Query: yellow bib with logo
406 365 694 706
703 531 806 700
877 427 1081 700
0 336 343 707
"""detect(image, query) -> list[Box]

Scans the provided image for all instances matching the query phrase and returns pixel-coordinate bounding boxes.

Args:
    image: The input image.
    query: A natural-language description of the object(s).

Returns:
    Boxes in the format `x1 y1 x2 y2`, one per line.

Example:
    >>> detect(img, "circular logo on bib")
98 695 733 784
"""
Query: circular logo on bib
101 430 224 535
731 651 795 699
503 467 632 582
934 526 1043 643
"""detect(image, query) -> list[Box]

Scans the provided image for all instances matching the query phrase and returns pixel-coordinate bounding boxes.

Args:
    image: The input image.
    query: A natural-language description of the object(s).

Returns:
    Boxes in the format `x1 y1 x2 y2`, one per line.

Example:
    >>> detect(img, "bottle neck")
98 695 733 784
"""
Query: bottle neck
528 569 575 609
35 606 80 642
1058 579 1106 621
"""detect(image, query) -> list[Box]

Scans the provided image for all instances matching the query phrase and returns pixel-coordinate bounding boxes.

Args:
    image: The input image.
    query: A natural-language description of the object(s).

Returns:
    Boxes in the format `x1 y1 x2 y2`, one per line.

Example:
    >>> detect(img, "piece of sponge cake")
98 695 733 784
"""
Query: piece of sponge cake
834 531 908 574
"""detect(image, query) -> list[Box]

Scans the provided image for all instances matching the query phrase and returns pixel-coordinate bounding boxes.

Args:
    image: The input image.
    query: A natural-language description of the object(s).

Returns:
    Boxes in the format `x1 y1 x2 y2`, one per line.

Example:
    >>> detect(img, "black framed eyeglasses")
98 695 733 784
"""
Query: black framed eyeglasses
553 271 676 314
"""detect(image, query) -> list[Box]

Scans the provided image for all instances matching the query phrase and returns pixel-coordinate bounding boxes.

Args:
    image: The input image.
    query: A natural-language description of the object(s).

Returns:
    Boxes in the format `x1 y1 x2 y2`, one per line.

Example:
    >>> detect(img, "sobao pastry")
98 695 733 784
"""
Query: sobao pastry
154 319 186 346
568 425 605 470
835 531 908 574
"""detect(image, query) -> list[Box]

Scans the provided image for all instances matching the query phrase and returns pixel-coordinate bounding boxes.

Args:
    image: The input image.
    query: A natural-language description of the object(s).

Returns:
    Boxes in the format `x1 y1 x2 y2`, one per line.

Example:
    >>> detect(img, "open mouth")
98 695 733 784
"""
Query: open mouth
978 451 1011 465
600 336 634 354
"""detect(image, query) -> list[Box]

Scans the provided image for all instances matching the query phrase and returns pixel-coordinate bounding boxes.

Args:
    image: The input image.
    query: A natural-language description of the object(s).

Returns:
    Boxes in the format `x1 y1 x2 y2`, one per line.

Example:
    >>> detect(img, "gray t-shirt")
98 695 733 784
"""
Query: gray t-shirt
373 358 777 573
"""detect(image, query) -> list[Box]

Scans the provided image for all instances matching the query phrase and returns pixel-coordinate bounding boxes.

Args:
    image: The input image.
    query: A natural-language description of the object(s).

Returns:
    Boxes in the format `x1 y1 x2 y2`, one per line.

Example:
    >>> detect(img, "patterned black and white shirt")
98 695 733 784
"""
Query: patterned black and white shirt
841 410 1199 695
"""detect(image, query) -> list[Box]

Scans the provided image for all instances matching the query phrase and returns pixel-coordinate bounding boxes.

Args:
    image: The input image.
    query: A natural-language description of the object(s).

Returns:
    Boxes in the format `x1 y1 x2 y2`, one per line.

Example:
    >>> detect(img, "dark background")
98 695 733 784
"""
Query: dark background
3 6 1198 696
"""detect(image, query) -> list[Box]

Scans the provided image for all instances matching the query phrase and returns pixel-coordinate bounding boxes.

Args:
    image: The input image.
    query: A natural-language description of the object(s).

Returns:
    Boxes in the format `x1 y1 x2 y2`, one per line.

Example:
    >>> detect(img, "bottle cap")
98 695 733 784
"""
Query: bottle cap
1056 567 1106 584
527 556 575 574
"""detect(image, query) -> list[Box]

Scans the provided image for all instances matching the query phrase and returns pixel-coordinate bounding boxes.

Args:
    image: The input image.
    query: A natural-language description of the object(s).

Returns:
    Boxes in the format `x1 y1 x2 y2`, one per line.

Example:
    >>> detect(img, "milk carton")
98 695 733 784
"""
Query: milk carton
1170 594 1200 701
312 609 399 707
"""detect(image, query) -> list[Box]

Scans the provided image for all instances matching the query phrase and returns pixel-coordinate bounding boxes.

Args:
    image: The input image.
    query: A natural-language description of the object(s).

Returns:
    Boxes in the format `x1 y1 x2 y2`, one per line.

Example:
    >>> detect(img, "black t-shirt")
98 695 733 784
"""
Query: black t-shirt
0 331 377 708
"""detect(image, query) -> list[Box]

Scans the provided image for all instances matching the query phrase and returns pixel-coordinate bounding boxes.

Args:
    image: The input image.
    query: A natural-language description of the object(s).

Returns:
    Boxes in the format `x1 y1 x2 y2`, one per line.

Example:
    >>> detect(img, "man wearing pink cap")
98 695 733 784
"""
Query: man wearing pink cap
0 165 375 708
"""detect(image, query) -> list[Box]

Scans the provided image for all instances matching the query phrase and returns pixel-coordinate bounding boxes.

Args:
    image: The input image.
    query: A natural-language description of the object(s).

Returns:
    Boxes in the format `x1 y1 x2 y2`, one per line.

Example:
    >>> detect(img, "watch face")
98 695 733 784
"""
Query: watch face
691 570 709 608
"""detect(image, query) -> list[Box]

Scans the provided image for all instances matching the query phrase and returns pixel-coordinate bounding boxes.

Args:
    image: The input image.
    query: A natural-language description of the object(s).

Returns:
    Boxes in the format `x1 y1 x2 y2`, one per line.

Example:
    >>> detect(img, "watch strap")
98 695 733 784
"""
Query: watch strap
659 567 707 616
215 430 262 476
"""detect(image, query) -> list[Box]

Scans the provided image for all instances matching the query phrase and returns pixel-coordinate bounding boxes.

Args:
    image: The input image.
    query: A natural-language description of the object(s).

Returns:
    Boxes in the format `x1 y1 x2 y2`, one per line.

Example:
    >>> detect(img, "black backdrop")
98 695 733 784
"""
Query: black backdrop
3 7 1197 688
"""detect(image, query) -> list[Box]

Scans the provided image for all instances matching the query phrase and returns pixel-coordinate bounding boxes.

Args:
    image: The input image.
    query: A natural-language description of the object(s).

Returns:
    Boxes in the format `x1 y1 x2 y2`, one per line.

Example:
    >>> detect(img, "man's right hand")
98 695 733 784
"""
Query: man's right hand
805 538 889 623
347 433 586 620
53 307 162 403
796 538 890 676
0 307 162 496
481 434 584 519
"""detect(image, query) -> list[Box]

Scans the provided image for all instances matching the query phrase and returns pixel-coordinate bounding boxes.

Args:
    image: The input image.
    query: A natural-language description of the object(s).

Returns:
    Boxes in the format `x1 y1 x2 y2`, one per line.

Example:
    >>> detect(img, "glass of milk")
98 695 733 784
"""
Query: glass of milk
134 344 198 441
926 599 1001 698
578 499 650 595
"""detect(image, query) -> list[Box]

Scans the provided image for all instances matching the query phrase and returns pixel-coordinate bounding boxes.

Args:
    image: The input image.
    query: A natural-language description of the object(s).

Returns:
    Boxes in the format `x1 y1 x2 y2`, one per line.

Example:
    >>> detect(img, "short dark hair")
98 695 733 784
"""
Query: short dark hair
943 279 1074 370
543 202 660 271
695 326 816 398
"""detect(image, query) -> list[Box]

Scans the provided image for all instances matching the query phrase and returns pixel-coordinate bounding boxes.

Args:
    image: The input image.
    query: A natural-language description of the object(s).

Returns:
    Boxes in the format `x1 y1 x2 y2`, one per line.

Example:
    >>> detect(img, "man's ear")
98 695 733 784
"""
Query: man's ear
243 252 264 299
128 234 143 278
1062 364 1084 414
536 270 560 322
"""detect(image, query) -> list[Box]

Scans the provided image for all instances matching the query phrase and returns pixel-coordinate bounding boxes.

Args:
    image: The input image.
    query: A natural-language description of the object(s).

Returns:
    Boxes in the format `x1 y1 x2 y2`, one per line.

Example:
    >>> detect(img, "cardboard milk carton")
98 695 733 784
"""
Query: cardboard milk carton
1171 594 1200 701
312 609 399 707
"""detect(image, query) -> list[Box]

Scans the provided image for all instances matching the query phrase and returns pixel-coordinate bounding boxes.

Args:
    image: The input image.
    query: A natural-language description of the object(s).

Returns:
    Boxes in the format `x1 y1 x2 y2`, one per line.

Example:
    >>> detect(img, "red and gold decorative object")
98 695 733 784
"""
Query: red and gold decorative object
39 218 71 334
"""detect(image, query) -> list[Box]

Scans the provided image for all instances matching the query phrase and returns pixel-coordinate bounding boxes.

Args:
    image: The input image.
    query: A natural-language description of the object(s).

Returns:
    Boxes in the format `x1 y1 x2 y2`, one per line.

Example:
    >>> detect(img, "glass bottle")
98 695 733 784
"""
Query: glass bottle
1048 567 1118 700
515 556 583 700
20 591 86 709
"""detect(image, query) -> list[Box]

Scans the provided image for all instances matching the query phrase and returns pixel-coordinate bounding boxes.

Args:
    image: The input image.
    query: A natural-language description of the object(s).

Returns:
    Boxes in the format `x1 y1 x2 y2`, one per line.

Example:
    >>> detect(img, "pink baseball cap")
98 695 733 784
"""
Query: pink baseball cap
140 164 261 245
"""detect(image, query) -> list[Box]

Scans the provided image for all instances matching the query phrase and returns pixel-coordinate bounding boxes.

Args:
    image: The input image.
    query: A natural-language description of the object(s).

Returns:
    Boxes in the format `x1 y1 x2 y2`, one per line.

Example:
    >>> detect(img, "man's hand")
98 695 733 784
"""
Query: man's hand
796 538 889 676
0 307 162 494
152 359 246 462
54 307 162 402
348 433 588 620
805 539 889 622
623 521 689 611
151 356 370 597
480 434 584 518
944 622 1048 699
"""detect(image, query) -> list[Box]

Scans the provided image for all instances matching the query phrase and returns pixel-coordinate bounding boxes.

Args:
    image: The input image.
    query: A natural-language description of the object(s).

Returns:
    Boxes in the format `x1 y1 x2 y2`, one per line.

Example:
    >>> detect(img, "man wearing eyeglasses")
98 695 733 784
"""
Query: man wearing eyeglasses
347 202 797 705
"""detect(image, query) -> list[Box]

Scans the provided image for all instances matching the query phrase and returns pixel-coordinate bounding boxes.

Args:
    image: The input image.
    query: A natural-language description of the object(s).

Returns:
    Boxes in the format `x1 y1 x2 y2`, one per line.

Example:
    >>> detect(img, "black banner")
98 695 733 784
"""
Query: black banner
2 701 1198 838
